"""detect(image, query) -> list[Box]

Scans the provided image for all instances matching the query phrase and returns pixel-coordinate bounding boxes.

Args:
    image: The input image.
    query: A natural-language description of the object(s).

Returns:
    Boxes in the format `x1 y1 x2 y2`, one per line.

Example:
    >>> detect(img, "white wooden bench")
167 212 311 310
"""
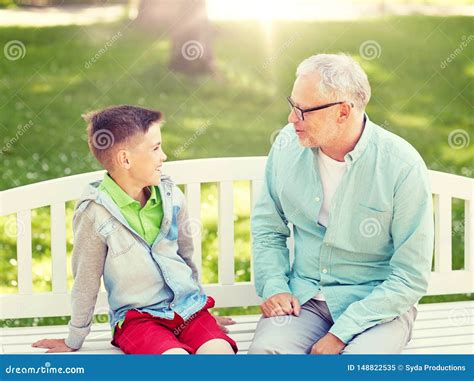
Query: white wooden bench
1 157 473 354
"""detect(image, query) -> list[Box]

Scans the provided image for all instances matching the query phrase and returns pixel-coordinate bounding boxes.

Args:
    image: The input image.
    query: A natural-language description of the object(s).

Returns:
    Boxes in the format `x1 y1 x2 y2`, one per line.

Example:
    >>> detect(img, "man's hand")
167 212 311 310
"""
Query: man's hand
260 292 301 317
213 315 236 333
32 338 75 353
310 333 346 354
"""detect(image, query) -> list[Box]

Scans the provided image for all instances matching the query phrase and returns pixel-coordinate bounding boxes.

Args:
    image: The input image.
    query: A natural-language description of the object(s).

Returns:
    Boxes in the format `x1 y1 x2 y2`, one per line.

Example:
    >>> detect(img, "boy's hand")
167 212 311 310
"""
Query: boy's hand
213 316 236 333
32 338 76 353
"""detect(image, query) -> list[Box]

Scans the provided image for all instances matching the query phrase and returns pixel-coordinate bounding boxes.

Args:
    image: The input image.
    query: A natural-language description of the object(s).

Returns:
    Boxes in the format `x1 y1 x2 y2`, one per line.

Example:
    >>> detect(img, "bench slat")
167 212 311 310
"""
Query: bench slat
250 179 264 283
413 300 474 311
1 303 473 354
6 324 472 347
185 183 202 279
426 271 474 294
0 171 104 217
434 193 452 272
429 171 473 201
218 181 235 285
16 210 32 295
465 198 474 271
403 343 474 354
51 202 68 293
404 334 474 349
0 323 110 337
0 283 262 319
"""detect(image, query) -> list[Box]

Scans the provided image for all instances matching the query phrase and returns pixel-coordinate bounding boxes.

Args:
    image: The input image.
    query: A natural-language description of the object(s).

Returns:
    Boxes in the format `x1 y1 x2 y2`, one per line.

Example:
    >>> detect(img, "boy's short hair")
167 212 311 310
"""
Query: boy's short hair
84 105 162 170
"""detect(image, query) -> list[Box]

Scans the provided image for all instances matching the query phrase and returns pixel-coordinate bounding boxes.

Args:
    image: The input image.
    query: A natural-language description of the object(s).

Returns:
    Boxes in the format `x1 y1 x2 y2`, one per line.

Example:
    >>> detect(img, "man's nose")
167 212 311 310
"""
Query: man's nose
288 109 299 124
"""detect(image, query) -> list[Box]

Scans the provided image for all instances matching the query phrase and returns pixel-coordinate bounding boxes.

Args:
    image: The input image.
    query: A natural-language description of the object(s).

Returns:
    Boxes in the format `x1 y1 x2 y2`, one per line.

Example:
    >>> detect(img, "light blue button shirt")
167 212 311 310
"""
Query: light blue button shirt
251 115 434 343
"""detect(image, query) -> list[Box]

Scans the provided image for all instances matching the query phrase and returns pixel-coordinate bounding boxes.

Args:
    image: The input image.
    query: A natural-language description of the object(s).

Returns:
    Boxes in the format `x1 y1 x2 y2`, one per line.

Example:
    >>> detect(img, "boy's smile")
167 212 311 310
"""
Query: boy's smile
122 121 167 187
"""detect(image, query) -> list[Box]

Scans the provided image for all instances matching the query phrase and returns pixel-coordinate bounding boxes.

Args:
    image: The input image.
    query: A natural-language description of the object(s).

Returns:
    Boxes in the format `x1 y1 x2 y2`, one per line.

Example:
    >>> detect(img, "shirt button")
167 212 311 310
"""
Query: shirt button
322 268 328 274
315 197 321 202
170 303 175 308
325 243 329 247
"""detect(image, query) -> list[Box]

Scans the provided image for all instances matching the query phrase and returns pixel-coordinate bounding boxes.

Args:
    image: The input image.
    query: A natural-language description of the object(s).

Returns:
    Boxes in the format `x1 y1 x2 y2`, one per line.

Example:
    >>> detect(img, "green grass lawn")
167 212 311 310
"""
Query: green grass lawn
0 15 472 327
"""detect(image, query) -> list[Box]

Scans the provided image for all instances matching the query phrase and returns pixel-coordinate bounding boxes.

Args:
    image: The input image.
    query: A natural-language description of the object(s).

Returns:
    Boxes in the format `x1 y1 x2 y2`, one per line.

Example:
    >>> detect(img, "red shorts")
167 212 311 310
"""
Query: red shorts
112 296 238 354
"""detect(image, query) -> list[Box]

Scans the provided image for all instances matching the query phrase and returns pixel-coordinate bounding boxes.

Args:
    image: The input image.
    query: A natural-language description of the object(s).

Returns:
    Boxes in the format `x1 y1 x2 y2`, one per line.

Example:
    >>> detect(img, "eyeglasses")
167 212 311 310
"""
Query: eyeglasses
287 96 354 121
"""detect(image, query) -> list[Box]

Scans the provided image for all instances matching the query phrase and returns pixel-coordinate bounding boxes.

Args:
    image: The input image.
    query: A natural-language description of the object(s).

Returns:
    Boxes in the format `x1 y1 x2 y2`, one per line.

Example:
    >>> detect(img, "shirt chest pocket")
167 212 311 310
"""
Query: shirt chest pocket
349 204 393 255
98 219 136 257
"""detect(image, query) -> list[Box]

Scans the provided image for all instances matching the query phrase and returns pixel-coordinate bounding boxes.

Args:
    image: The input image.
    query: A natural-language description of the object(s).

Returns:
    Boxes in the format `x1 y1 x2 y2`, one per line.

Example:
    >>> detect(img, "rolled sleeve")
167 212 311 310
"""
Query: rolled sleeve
251 142 292 301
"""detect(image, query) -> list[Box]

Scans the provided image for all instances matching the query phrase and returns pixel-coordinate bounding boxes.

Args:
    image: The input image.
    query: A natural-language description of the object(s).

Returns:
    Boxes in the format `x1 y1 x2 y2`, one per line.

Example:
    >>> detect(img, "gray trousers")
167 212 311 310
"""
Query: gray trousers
247 299 417 354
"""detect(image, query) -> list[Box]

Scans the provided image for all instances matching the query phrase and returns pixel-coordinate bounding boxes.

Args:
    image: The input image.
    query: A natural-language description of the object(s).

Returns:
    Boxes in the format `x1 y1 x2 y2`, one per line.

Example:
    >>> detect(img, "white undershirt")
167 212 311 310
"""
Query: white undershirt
313 148 347 302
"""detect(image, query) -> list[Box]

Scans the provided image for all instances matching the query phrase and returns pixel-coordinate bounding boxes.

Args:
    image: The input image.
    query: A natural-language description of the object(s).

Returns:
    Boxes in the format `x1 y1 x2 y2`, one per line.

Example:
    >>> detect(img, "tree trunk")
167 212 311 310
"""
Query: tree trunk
137 0 215 75
136 0 177 28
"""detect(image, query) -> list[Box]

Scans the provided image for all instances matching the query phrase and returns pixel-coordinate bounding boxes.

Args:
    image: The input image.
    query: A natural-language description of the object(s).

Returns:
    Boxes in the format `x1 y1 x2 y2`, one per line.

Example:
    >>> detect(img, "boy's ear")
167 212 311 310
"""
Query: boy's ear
116 149 131 169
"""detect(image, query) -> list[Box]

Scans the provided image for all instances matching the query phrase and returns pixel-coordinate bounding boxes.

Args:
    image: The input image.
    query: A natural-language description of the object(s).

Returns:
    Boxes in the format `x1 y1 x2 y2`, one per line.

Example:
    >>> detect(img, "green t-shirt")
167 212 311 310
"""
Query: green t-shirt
98 173 164 246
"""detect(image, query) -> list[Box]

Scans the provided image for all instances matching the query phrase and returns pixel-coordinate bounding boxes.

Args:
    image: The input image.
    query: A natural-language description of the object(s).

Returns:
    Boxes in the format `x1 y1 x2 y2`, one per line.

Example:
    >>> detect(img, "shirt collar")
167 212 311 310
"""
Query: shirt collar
343 113 373 164
146 184 159 207
101 173 158 208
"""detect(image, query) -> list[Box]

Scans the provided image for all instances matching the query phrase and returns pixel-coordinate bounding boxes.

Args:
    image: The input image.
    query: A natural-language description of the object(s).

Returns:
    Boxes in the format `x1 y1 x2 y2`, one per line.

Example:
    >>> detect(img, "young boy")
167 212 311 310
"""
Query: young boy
32 105 237 354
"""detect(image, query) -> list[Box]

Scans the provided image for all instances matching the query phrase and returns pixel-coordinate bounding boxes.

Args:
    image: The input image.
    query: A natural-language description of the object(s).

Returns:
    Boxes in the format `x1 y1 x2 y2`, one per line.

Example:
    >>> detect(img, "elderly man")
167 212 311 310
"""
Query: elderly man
248 53 434 354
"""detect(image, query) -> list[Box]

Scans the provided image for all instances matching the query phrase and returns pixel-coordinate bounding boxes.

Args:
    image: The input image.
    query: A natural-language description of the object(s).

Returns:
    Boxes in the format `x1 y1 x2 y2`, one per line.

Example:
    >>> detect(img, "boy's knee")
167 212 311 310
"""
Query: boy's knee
196 338 235 354
162 348 190 354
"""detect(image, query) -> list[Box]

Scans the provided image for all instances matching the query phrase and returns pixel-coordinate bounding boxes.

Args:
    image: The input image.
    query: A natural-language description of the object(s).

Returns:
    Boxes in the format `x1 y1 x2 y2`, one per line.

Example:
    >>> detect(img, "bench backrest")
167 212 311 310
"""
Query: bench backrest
0 157 473 319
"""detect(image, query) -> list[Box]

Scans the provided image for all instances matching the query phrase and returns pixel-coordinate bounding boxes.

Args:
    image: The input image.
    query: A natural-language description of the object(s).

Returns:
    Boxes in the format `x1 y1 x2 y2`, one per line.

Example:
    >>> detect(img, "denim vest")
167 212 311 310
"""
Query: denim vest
75 176 207 330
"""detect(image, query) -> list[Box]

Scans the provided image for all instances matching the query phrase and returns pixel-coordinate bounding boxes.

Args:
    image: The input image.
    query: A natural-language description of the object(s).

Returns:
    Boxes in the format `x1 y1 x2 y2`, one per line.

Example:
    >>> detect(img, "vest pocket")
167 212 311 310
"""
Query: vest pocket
98 219 136 257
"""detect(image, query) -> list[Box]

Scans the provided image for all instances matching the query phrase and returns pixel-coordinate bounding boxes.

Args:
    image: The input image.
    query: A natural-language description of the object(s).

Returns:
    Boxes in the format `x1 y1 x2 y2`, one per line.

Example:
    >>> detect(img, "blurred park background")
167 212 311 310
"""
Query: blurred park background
0 0 472 327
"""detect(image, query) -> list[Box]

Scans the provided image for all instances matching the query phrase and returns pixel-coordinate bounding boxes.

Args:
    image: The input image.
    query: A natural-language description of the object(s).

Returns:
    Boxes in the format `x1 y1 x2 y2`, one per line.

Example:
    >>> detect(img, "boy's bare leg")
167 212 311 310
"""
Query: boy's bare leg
162 348 189 354
195 339 234 354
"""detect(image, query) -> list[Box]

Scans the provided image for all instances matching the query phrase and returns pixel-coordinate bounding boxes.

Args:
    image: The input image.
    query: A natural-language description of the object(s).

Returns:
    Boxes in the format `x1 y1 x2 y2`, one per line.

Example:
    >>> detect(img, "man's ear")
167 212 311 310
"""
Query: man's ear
116 149 131 169
336 102 352 123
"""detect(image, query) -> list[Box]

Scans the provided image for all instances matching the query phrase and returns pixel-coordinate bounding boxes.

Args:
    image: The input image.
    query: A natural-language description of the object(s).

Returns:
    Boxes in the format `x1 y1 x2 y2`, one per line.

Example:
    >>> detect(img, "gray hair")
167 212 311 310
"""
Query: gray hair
296 53 371 110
